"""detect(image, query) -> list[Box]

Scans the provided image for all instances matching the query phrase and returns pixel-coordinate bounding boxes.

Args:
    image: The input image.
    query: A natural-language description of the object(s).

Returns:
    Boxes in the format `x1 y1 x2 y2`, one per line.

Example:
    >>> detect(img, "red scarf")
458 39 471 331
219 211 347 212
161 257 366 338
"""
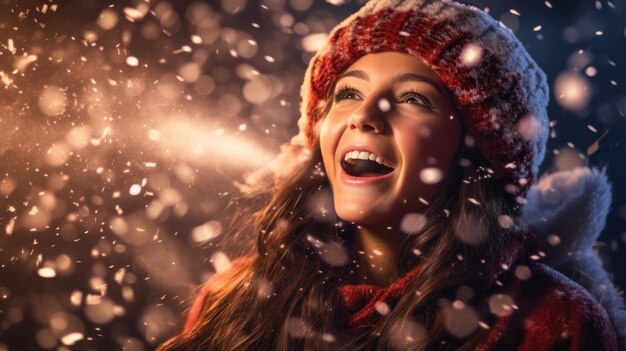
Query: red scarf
335 262 618 351
338 264 423 332
182 257 618 350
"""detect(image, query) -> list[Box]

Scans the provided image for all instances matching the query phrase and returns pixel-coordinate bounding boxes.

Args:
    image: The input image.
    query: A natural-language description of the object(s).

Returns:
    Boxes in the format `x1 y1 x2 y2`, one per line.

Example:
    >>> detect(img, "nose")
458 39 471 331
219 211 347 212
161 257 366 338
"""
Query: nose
347 96 387 134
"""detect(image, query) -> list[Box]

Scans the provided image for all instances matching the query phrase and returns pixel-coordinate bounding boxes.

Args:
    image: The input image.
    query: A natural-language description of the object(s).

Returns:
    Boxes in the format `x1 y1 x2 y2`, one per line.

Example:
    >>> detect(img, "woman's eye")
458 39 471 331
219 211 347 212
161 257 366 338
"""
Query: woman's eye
333 87 360 102
400 92 433 109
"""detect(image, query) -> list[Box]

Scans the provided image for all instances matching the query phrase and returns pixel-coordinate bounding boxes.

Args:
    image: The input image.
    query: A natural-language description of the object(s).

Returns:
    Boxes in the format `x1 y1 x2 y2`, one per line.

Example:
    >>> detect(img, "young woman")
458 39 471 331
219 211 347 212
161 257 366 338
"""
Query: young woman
158 0 621 350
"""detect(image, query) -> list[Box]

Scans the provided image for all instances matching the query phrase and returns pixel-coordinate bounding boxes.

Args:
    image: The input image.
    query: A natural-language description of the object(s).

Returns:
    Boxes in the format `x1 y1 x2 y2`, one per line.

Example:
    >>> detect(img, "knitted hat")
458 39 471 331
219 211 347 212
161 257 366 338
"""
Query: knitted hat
288 0 550 199
292 0 549 195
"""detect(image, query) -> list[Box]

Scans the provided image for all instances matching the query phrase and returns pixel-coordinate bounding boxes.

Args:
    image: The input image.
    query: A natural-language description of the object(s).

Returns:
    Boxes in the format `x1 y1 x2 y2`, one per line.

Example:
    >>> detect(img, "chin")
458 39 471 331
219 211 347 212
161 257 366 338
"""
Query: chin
335 203 391 226
335 203 369 224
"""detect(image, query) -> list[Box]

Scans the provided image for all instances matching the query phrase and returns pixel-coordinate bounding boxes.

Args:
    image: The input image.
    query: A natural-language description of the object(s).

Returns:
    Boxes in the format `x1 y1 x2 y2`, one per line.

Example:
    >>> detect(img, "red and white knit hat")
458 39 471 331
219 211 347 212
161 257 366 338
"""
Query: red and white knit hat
242 0 550 200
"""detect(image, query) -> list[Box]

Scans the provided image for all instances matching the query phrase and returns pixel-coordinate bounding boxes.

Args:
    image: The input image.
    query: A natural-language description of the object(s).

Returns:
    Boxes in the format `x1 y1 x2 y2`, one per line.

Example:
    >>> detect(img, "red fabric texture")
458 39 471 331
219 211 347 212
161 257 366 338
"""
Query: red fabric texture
182 256 254 333
338 263 424 332
183 282 212 333
337 262 618 350
184 259 618 350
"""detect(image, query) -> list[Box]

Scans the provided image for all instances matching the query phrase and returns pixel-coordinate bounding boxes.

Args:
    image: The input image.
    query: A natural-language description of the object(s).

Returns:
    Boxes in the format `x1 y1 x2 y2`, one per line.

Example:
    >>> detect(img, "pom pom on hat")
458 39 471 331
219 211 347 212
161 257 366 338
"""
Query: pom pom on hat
292 0 550 199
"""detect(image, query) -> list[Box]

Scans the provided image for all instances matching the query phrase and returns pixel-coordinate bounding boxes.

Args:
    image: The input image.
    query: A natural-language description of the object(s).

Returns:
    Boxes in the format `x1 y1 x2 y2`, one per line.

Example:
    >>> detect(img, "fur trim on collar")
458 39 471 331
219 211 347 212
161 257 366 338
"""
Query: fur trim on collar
522 167 626 348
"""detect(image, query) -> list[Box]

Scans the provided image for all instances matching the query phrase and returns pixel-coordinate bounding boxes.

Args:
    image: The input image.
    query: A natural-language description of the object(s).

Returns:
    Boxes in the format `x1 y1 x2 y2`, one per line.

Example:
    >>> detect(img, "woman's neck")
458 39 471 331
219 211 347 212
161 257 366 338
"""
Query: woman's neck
353 225 405 287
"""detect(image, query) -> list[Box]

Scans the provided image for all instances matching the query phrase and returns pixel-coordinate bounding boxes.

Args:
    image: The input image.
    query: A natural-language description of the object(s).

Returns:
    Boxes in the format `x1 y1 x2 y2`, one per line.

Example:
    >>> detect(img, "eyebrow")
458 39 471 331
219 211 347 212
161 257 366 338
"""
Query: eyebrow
392 73 447 98
336 70 448 100
337 70 369 81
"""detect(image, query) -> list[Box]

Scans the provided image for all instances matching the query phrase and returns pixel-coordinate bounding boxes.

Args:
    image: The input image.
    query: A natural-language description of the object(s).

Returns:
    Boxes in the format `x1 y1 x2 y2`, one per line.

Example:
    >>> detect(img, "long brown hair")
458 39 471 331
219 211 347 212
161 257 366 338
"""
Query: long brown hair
157 135 532 350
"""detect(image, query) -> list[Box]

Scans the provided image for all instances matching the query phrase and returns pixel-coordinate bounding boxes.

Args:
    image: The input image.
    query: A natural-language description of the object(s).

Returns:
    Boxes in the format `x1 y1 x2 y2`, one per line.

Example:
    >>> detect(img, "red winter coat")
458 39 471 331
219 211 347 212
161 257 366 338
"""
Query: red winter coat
182 258 618 350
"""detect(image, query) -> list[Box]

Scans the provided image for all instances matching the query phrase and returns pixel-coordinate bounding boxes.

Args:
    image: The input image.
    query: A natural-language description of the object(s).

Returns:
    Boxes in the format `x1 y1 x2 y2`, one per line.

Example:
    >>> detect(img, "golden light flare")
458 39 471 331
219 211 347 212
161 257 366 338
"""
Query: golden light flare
60 332 84 346
124 5 149 22
419 167 443 184
191 220 223 243
38 85 68 117
488 294 516 317
15 54 38 72
442 299 479 338
302 33 328 52
66 126 91 150
0 1 622 350
386 318 427 351
400 213 427 234
45 143 71 167
460 43 483 67
553 147 586 172
153 117 275 168
210 251 232 273
554 71 592 111
516 114 543 142
97 9 119 30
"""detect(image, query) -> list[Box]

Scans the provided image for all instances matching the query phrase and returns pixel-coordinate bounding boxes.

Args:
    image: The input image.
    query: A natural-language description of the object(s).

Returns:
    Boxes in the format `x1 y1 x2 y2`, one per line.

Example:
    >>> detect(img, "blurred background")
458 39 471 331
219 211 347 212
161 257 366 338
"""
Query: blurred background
0 0 624 350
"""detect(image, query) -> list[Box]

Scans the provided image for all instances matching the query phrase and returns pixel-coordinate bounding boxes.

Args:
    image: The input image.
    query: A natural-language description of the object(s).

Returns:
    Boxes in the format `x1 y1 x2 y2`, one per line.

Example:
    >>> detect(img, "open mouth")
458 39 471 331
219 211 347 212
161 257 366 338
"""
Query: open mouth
340 150 395 178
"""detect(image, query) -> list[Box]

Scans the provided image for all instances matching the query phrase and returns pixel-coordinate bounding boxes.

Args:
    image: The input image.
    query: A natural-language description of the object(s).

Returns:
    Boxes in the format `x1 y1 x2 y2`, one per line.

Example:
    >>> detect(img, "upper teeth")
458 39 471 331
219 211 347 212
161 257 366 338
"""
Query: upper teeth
343 150 393 168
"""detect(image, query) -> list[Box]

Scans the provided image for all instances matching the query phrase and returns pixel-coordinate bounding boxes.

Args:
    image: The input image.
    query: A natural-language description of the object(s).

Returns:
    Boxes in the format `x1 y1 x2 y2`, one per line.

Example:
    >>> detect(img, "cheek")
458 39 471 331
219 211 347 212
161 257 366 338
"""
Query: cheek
319 120 337 173
319 114 345 170
421 120 462 174
397 119 461 172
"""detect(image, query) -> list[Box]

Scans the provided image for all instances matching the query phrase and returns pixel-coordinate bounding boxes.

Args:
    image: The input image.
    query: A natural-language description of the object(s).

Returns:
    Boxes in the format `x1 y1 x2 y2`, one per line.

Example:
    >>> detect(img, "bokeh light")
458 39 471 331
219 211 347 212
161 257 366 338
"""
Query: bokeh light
0 1 624 350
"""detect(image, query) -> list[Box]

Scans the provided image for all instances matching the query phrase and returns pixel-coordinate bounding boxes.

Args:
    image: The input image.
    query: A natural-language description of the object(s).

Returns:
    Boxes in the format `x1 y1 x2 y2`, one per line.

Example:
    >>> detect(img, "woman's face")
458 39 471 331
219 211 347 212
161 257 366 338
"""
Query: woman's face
319 52 462 228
